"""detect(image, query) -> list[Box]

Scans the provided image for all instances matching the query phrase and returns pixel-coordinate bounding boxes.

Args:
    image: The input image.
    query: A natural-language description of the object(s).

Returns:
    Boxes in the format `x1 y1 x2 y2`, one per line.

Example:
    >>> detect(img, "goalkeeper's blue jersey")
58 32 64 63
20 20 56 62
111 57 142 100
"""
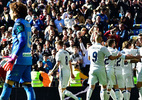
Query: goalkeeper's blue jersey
12 18 32 65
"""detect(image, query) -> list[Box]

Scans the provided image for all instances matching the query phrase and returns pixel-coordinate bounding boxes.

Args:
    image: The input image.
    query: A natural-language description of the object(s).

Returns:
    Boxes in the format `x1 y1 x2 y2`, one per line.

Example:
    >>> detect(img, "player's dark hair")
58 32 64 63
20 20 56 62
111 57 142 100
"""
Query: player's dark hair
10 2 27 19
107 39 115 47
73 46 78 49
87 43 91 46
56 40 63 47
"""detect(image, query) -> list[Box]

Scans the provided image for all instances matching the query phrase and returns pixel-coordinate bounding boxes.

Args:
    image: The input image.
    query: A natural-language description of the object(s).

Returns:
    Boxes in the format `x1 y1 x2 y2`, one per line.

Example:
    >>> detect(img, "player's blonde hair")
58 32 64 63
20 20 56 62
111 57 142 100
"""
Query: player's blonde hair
95 34 102 43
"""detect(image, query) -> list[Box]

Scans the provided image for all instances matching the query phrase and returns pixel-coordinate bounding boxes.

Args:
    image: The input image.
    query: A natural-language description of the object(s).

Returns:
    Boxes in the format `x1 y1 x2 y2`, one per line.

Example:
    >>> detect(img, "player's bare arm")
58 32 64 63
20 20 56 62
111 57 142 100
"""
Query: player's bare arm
48 61 60 76
69 60 75 79
108 52 122 60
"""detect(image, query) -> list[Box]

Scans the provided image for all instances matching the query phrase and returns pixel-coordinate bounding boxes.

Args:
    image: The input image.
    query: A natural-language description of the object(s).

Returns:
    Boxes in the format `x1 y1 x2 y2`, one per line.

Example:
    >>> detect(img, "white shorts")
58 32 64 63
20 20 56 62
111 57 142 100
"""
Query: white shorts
106 67 117 89
59 69 70 88
123 73 134 88
88 67 107 86
137 63 142 82
115 68 125 88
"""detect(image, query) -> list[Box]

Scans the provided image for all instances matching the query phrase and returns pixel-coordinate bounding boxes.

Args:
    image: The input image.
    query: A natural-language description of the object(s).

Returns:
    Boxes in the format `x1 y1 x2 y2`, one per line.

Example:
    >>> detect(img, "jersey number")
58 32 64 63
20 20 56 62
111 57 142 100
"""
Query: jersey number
92 52 97 62
65 56 68 65
104 58 109 65
116 58 121 66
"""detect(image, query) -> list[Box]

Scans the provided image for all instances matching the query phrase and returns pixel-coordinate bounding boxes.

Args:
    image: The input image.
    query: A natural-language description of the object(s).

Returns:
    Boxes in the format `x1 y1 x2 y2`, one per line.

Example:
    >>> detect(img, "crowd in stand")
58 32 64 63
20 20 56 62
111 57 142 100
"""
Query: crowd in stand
0 0 142 87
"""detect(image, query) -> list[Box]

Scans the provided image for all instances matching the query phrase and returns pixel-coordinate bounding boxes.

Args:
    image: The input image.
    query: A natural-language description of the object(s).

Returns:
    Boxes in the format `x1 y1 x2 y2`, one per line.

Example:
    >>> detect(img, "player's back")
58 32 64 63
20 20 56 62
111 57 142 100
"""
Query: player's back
56 49 70 71
88 43 110 68
121 48 133 74
105 47 118 68
114 50 125 72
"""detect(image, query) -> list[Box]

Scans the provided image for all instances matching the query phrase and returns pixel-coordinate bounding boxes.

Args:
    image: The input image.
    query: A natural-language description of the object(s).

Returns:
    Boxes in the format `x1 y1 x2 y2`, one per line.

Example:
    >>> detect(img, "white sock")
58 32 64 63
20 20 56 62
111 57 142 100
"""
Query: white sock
139 92 142 100
110 89 117 100
115 89 121 100
122 90 128 100
63 89 78 100
100 89 109 100
126 90 131 100
58 88 65 100
120 90 123 100
139 87 142 97
86 88 93 100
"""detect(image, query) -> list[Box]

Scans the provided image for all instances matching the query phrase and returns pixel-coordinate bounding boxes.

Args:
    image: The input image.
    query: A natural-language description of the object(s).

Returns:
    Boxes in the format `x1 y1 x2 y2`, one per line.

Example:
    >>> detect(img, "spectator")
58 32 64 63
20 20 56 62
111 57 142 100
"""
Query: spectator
42 53 53 73
70 64 88 87
64 11 75 28
70 46 83 69
25 8 33 22
54 13 65 33
29 14 44 31
85 18 93 30
31 49 39 65
37 61 52 87
96 8 108 31
31 64 43 87
36 44 43 61
117 23 129 50
66 39 75 54
43 40 54 55
49 49 56 67
104 27 120 48
39 8 48 22
26 0 32 9
79 38 91 76
80 27 90 47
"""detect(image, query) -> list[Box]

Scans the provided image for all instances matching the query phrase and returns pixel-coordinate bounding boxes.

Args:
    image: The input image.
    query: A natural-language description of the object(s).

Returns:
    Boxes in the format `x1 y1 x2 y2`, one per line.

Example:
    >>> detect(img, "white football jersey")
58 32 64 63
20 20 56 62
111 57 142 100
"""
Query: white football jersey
105 47 119 68
88 43 110 68
121 48 133 74
56 49 71 71
114 50 125 72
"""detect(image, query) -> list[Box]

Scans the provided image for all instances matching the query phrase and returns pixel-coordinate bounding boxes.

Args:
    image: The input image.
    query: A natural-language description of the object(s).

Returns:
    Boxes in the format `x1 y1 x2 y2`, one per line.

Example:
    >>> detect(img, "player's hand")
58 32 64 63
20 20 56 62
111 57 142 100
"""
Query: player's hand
3 55 17 71
71 73 75 79
44 64 48 68
117 52 122 58
48 71 53 76
136 55 142 59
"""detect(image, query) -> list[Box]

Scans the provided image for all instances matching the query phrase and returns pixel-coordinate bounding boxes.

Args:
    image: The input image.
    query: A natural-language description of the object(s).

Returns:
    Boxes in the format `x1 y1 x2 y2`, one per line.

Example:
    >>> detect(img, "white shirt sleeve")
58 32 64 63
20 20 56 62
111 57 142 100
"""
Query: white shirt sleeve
56 52 61 62
101 46 111 57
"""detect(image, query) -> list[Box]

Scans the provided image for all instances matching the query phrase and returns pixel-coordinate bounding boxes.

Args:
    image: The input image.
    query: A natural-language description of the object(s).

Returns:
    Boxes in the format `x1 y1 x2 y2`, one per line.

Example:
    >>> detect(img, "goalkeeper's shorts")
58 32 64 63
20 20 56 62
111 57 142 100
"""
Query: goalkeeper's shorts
6 65 32 83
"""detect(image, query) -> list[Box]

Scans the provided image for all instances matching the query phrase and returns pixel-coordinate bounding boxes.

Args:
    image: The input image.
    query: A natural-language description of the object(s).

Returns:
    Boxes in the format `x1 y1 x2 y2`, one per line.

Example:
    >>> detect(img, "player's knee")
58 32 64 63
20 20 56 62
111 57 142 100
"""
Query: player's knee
102 85 107 89
137 82 142 88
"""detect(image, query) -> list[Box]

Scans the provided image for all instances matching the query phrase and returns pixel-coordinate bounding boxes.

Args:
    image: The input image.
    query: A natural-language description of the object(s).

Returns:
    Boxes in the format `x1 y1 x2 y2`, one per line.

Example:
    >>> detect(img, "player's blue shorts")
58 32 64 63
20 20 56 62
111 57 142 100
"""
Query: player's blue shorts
6 64 32 83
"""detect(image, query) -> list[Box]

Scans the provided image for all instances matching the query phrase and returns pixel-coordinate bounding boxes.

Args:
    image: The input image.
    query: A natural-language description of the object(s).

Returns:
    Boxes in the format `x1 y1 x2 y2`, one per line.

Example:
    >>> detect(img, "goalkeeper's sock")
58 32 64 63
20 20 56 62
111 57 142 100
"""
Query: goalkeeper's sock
23 84 36 100
0 83 12 100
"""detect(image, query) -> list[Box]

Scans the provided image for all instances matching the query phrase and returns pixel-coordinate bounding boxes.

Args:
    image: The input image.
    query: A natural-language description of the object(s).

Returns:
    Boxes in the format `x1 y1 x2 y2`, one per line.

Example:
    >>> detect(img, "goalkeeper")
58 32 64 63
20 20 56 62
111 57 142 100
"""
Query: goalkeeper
0 2 35 100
